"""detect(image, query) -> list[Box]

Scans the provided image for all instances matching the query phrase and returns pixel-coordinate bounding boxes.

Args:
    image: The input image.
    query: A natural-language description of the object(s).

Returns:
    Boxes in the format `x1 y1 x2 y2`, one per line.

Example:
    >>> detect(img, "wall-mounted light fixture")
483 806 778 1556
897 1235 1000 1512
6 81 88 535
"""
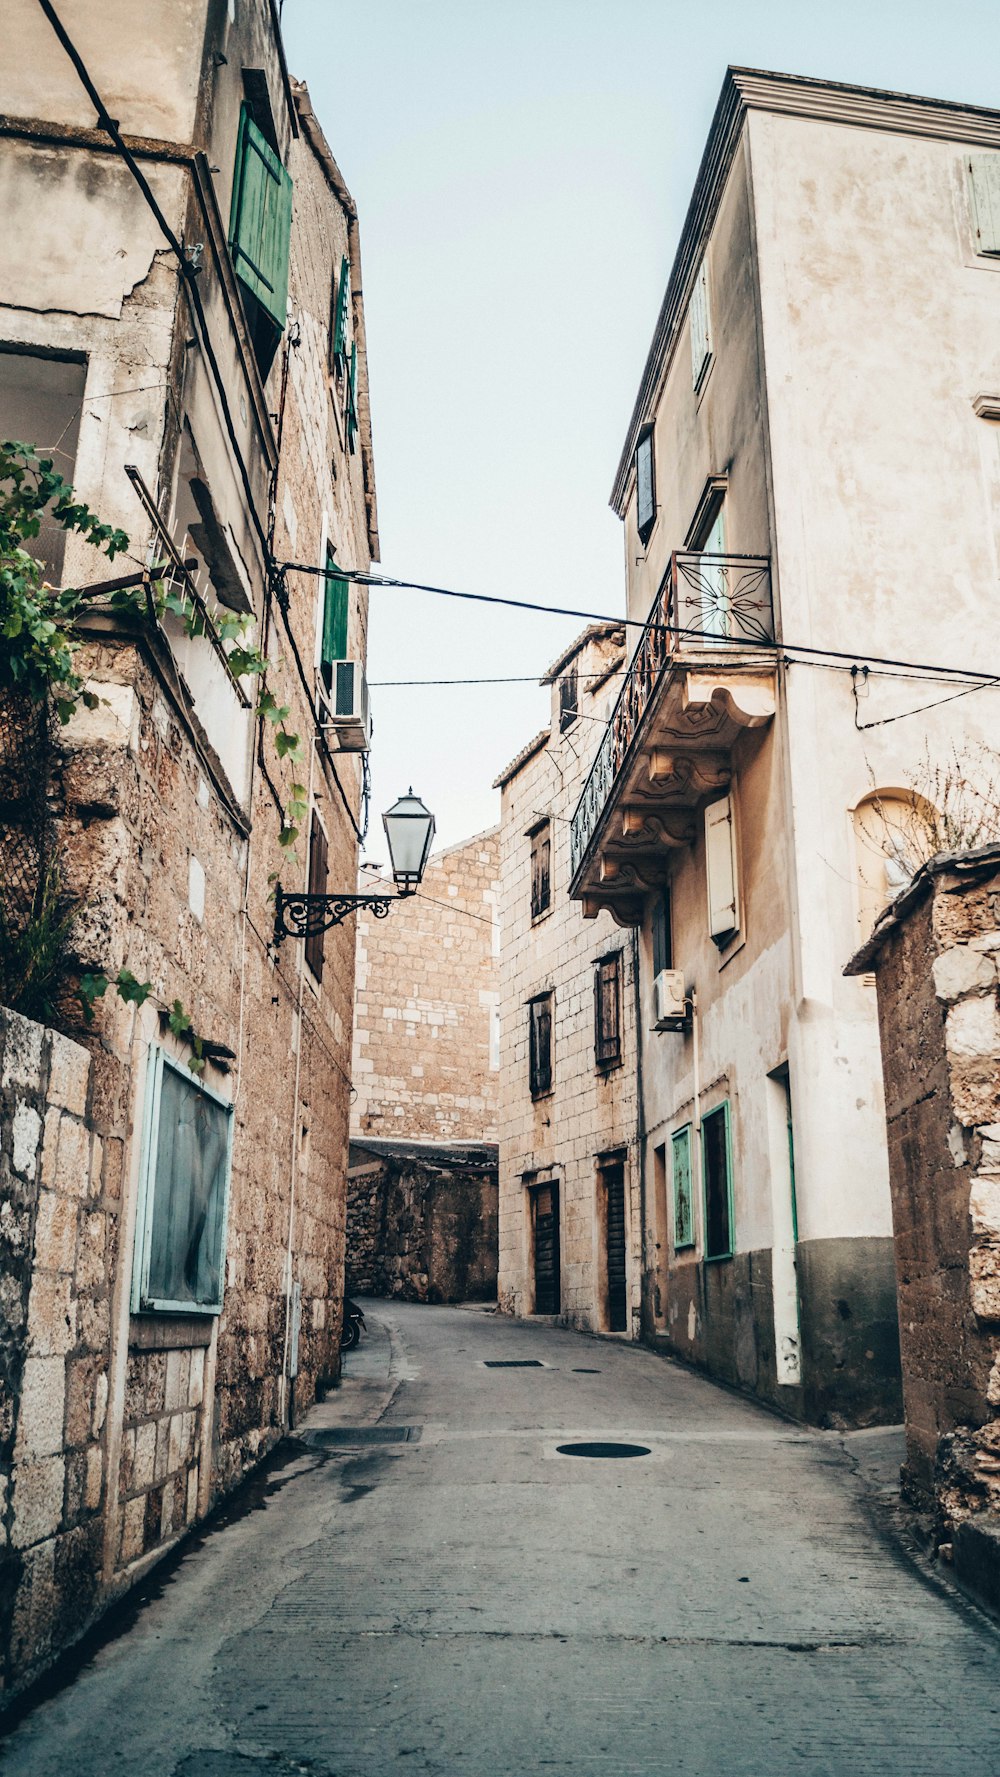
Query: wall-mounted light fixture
273 789 435 944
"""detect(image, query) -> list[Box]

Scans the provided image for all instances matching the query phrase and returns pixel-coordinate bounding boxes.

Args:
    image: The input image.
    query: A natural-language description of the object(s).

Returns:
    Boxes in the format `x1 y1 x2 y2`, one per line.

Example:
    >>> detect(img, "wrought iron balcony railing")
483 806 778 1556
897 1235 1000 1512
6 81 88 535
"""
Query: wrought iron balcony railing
570 553 773 879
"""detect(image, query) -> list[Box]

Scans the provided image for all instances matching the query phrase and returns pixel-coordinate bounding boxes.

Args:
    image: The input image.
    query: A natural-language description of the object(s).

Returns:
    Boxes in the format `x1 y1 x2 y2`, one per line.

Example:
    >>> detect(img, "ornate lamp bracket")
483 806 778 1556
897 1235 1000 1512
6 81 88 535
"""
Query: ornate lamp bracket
273 884 395 945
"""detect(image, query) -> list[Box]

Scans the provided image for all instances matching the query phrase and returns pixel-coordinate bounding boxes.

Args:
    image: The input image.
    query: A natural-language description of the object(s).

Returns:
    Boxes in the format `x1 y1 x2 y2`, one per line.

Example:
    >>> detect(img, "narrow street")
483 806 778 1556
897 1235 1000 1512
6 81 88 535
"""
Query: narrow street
3 1303 1000 1777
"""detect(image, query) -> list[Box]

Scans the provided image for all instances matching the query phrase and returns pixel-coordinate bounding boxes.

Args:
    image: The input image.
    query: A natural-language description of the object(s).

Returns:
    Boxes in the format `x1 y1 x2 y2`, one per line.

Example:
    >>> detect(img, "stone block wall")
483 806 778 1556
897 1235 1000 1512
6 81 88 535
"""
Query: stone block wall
1 1010 120 1693
856 849 1000 1530
346 1142 499 1304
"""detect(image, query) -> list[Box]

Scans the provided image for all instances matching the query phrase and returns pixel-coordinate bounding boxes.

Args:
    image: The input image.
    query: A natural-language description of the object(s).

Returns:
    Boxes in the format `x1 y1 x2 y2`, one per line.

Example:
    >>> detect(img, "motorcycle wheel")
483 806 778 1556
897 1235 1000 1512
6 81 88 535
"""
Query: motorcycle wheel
340 1317 361 1351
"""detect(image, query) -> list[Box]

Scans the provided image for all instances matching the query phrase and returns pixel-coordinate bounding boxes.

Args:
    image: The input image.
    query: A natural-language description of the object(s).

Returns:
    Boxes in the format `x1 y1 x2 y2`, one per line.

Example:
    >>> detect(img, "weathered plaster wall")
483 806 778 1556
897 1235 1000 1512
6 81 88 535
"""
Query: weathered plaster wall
352 830 501 1145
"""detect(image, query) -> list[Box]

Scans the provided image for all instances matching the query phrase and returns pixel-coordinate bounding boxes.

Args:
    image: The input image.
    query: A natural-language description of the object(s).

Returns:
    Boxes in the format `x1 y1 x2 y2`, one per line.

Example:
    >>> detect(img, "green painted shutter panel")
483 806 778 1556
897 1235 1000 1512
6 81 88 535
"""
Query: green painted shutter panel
229 106 293 328
346 341 359 451
333 255 350 360
322 549 349 666
671 1126 694 1249
969 155 1000 255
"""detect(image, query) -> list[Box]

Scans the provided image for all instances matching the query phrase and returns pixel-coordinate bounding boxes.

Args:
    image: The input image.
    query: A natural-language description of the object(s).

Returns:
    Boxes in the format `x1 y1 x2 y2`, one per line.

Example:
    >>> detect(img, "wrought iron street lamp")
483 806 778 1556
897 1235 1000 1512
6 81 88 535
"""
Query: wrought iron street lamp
273 789 436 945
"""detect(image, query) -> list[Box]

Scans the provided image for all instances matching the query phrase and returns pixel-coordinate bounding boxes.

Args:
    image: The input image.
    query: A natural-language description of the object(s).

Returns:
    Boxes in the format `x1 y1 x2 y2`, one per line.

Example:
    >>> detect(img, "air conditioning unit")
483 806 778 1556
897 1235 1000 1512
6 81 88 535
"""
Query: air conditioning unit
320 659 371 752
653 968 689 1031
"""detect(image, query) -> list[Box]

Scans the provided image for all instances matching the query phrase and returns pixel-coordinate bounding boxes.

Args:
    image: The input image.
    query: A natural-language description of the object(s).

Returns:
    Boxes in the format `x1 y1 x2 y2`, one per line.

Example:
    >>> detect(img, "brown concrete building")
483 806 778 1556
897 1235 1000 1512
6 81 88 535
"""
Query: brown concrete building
0 1 376 1698
347 830 501 1302
495 626 641 1334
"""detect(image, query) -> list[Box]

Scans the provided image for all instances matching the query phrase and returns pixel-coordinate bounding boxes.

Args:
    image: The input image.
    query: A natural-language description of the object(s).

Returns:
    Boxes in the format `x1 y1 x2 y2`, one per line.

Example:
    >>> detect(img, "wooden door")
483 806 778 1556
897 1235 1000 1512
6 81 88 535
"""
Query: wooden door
604 1163 627 1332
533 1183 560 1315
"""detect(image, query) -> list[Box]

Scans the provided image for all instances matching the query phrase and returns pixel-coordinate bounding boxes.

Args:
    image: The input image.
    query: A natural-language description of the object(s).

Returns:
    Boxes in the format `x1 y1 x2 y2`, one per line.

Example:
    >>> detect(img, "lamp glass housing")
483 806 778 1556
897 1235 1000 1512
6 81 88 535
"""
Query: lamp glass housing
383 790 435 892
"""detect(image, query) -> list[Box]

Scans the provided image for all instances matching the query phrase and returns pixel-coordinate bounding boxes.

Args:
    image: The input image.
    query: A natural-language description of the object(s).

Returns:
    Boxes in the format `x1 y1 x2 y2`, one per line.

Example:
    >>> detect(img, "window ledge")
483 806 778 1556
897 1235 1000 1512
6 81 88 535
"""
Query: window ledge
129 1314 215 1351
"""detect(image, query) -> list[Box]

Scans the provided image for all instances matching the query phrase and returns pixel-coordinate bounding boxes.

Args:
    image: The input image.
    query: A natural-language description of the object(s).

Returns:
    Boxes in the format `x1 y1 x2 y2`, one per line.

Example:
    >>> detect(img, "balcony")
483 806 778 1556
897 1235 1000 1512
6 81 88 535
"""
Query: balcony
569 553 777 925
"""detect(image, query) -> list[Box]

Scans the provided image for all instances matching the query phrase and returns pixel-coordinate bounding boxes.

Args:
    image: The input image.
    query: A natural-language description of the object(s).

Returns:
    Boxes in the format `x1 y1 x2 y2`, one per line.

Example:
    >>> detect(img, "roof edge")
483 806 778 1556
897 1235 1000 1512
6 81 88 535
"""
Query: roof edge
493 728 550 790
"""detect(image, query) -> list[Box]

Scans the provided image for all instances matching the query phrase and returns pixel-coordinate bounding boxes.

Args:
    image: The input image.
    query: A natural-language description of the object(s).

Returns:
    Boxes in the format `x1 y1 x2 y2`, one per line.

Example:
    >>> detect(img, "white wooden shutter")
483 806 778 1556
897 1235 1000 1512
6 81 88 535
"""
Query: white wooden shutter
969 156 1000 255
689 259 712 389
705 794 738 942
636 433 655 536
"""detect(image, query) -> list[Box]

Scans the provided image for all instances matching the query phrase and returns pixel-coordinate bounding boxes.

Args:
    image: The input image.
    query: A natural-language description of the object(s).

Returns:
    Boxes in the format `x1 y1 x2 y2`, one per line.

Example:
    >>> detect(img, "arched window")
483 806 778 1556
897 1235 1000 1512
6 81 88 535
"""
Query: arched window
851 790 924 939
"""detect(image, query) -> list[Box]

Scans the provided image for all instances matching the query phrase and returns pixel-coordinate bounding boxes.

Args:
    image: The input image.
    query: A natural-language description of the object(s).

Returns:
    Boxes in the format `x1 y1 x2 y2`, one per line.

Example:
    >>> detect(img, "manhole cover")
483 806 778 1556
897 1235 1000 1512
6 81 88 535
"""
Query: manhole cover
572 1368 601 1374
556 1441 650 1459
301 1426 420 1447
482 1360 545 1368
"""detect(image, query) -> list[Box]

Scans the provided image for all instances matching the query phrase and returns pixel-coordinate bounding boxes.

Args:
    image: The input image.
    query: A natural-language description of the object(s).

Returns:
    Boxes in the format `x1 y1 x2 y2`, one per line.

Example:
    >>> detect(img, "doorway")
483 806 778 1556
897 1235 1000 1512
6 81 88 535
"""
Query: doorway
532 1181 560 1315
602 1160 628 1332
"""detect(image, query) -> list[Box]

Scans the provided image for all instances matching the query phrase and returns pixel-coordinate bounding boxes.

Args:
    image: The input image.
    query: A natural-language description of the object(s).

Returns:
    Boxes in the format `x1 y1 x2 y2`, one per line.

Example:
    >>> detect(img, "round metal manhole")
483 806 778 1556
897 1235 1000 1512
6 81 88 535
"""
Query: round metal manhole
556 1441 650 1459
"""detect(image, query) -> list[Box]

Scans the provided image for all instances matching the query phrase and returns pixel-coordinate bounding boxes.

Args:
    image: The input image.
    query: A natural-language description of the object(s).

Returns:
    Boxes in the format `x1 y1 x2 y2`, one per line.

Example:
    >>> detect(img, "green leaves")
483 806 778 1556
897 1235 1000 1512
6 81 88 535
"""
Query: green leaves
274 729 302 762
78 972 110 1023
115 968 152 1008
79 966 152 1023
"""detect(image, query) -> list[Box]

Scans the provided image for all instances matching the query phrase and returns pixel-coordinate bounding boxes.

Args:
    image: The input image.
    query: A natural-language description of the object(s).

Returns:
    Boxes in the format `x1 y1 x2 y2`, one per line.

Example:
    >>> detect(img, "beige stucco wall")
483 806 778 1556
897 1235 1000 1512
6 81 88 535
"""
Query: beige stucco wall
351 830 501 1145
497 629 641 1334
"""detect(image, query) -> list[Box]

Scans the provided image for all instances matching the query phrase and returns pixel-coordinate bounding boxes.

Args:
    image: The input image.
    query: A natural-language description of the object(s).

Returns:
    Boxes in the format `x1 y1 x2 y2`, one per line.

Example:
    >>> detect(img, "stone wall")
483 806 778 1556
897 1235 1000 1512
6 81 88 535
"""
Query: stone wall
851 847 1000 1530
346 1141 498 1304
352 830 500 1145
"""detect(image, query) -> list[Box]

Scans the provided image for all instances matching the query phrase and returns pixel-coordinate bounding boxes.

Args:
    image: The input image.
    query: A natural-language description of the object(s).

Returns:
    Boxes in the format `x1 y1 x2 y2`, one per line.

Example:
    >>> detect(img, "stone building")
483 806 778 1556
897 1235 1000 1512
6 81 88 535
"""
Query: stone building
846 847 1000 1547
495 626 641 1334
568 68 1000 1423
1 2 376 1696
347 830 501 1302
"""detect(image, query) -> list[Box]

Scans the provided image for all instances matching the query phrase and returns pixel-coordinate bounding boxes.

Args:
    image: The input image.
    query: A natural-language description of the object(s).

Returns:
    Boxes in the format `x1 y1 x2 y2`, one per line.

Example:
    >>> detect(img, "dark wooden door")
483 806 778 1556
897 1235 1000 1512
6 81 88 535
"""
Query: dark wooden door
605 1163 627 1332
533 1182 560 1315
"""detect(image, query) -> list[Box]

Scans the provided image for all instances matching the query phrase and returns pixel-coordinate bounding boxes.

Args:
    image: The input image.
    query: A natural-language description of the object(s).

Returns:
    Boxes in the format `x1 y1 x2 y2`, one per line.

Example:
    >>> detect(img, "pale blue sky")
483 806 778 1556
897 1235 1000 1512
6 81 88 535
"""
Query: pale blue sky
281 0 1000 856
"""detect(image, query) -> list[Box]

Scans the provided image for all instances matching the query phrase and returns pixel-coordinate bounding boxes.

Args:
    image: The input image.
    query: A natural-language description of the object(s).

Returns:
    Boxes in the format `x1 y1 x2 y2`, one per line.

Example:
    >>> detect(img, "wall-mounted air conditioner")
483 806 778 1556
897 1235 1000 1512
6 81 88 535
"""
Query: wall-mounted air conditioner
653 968 689 1031
320 659 372 752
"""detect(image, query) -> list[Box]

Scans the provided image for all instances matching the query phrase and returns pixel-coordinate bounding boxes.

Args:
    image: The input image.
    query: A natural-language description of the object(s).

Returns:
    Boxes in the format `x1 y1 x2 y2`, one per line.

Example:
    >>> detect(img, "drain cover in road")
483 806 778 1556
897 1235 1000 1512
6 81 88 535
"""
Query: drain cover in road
556 1441 650 1459
572 1368 601 1373
482 1360 545 1368
302 1426 420 1447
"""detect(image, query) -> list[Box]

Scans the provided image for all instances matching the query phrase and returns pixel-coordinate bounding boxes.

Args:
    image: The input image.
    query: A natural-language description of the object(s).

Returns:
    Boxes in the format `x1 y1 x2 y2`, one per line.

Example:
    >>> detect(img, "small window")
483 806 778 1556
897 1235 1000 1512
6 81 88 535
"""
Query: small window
558 666 578 731
636 429 656 544
530 821 551 920
229 102 293 374
594 954 622 1069
330 253 350 373
305 811 329 981
132 1050 234 1315
671 1125 695 1251
689 257 712 391
346 341 359 454
321 544 349 691
968 154 1000 256
705 794 739 946
702 1101 734 1261
652 887 672 977
529 993 553 1099
0 350 85 585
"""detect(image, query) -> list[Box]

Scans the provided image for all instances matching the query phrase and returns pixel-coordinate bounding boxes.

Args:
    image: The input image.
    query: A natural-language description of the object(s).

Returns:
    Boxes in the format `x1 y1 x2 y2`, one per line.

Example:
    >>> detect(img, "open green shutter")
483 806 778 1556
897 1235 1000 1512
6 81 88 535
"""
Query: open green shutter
333 255 350 360
346 341 358 451
322 548 349 666
229 106 293 328
969 155 1000 255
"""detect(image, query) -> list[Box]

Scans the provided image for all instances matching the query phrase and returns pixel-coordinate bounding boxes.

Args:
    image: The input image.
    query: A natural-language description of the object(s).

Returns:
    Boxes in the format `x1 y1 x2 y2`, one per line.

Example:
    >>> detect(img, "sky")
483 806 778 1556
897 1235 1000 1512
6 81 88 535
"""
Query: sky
281 0 1000 862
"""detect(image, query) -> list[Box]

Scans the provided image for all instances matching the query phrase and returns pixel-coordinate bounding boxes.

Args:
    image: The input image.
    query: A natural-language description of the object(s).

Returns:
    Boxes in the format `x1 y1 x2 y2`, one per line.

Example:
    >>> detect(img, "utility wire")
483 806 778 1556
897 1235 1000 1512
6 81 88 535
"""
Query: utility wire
36 0 365 846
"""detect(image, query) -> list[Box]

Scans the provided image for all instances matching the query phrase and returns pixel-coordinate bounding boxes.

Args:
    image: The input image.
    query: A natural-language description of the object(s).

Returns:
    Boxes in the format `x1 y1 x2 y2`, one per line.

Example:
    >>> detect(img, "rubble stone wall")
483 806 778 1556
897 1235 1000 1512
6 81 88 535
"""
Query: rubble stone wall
346 1150 498 1304
868 857 1000 1529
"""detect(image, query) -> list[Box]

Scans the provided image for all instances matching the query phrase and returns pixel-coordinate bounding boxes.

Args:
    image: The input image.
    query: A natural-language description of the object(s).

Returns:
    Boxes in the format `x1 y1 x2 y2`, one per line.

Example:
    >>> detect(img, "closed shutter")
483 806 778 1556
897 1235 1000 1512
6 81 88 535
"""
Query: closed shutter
705 794 738 943
594 955 621 1066
229 106 293 329
636 432 655 539
533 1182 560 1315
689 259 712 389
321 546 349 687
604 1162 627 1332
304 813 328 981
529 995 553 1097
530 824 551 919
671 1126 694 1249
332 254 350 363
969 155 1000 255
346 341 359 452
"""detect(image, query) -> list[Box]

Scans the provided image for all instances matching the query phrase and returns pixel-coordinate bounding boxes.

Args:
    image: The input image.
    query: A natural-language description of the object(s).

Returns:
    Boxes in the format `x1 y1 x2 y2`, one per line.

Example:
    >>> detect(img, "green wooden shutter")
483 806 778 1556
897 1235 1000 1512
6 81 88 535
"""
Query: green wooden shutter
671 1125 694 1249
322 546 349 669
332 255 350 361
346 340 359 452
229 105 293 328
969 155 1000 255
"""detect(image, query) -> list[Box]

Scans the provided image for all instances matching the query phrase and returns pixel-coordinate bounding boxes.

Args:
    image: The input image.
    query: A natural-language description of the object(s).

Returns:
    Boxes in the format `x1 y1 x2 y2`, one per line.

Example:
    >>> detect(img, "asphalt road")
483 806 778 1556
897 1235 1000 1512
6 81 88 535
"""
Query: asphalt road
3 1301 1000 1776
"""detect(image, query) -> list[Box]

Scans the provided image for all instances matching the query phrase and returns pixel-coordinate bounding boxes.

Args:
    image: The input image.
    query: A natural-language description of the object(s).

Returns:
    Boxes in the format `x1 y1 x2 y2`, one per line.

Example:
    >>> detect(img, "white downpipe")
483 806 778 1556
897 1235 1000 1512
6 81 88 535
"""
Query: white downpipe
278 727 317 1426
690 990 702 1242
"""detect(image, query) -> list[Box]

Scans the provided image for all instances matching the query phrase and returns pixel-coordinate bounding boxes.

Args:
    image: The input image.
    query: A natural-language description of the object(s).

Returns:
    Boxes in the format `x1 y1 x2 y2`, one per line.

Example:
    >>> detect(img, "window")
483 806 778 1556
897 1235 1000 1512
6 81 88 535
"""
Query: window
968 154 1000 256
528 993 553 1098
652 887 672 976
636 428 656 543
346 341 359 454
330 253 350 373
229 102 293 374
689 257 712 391
530 820 551 920
558 666 578 731
171 422 252 613
594 953 622 1068
705 794 739 946
320 545 349 692
671 1125 695 1250
0 350 85 585
305 811 329 981
702 1101 734 1261
132 1050 234 1314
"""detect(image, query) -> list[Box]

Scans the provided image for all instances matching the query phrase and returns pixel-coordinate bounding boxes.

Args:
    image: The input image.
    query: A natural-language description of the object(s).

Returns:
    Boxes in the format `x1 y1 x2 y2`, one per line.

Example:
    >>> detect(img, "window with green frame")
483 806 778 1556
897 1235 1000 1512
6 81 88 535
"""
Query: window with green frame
671 1124 695 1250
320 544 349 692
330 253 350 372
131 1049 234 1315
229 103 293 370
346 340 359 453
702 1099 734 1261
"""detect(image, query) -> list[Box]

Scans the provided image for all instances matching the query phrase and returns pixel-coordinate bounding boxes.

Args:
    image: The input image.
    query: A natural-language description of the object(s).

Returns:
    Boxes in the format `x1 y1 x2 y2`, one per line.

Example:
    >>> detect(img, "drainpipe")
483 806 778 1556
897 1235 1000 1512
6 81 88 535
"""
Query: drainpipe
631 926 647 1341
277 721 317 1428
691 989 702 1242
